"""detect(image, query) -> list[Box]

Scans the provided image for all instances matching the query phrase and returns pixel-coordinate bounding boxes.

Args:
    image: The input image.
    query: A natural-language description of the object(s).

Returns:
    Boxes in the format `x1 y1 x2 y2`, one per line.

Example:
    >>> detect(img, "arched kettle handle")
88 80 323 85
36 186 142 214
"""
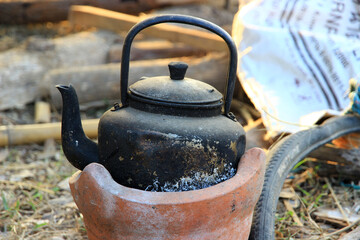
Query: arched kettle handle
120 14 238 116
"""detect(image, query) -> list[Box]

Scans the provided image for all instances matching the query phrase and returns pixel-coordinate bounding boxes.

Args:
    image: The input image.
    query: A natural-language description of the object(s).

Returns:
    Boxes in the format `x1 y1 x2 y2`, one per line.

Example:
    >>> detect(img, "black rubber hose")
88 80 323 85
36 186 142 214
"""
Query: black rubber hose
249 115 360 240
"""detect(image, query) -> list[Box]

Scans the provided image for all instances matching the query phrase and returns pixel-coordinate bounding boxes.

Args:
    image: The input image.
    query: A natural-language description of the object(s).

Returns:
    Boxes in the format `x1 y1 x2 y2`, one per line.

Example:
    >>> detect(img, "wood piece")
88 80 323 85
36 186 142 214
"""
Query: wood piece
34 101 51 123
309 144 360 166
152 4 235 29
108 41 206 63
314 208 360 226
279 188 296 199
315 216 349 227
69 5 227 52
315 163 360 180
156 0 204 4
280 187 300 208
44 53 229 108
0 119 99 146
333 133 360 149
325 177 351 225
308 144 360 178
339 225 360 240
283 200 304 226
0 0 205 24
0 30 118 111
292 168 314 186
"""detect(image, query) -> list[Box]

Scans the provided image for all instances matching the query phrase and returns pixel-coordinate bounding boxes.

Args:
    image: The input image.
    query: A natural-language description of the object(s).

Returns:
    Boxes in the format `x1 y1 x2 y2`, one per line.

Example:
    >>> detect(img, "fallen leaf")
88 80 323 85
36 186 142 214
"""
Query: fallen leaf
9 169 33 181
314 207 360 224
57 177 70 191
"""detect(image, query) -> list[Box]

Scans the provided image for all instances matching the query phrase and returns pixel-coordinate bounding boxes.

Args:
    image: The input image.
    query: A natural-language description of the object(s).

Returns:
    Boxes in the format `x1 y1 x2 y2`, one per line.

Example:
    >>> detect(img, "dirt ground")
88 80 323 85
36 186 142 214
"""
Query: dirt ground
0 21 87 239
0 143 87 240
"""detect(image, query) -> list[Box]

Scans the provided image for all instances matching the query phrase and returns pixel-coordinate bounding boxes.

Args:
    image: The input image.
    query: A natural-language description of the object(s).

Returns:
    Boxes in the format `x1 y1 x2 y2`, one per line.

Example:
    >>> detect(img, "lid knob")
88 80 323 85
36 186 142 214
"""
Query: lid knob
168 62 188 80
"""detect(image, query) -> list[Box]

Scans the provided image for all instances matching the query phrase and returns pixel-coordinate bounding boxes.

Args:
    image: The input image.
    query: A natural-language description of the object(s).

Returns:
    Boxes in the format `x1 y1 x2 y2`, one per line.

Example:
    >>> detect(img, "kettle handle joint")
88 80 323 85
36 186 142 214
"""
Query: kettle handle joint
120 14 238 116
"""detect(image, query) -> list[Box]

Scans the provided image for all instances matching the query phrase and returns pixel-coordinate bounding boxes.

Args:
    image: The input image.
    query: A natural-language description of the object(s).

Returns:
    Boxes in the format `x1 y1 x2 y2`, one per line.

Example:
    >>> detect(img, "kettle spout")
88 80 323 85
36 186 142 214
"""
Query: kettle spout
56 84 99 170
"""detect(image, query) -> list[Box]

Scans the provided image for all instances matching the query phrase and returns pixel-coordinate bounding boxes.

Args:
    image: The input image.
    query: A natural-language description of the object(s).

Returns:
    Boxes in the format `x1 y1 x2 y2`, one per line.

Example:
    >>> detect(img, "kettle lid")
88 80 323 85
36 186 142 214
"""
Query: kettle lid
128 62 223 105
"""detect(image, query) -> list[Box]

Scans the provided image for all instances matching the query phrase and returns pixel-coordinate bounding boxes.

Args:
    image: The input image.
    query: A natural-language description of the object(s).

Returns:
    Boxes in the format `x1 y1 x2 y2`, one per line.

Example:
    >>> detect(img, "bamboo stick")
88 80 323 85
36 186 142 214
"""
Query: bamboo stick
0 119 99 146
35 101 51 123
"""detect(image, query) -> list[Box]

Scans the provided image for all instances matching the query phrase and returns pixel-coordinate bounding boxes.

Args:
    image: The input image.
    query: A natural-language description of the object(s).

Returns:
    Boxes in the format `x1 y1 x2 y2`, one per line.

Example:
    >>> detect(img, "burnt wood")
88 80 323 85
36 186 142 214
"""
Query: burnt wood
0 0 204 24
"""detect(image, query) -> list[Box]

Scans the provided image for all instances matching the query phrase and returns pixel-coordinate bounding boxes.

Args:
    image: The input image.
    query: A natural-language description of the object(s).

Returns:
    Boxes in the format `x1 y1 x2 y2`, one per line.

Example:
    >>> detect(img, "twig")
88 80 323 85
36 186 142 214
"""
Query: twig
283 199 304 226
324 177 351 225
293 168 314 186
243 118 263 132
3 163 47 170
261 107 315 128
321 218 360 239
0 180 55 194
295 190 323 234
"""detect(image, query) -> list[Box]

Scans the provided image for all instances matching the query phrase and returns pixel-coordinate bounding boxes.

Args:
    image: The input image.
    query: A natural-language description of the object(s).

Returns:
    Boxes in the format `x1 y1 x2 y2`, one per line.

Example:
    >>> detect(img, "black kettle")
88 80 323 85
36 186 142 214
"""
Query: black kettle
57 15 246 190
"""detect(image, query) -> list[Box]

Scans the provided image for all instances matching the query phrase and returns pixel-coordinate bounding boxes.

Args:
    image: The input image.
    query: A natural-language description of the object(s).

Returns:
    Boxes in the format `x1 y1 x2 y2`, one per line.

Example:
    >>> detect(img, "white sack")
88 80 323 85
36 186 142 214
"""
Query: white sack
233 0 360 135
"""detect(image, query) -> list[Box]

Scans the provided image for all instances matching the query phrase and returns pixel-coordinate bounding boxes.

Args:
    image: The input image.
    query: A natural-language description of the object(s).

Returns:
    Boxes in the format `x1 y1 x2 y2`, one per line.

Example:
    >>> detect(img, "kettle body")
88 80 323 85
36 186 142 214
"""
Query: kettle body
98 106 245 189
57 14 246 190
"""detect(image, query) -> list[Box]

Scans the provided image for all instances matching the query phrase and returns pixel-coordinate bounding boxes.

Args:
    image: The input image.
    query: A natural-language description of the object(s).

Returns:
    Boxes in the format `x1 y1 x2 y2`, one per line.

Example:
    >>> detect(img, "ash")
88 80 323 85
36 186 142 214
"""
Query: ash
145 163 236 192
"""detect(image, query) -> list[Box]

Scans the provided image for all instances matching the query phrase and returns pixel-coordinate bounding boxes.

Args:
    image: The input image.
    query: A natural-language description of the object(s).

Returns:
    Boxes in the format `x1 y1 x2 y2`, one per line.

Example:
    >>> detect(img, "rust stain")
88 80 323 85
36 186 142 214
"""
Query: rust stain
230 141 237 156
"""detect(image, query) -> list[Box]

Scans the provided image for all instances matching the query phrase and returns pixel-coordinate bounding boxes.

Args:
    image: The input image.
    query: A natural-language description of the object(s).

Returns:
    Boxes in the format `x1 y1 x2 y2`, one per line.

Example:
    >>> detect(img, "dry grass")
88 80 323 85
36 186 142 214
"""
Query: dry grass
2 141 359 240
0 143 88 240
275 157 360 239
0 21 102 238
